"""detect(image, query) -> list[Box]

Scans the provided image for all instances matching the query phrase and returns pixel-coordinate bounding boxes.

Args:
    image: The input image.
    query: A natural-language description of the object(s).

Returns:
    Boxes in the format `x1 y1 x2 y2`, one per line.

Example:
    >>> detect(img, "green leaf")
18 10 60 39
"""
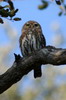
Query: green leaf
13 17 21 21
0 18 4 24
38 3 48 10
58 12 62 16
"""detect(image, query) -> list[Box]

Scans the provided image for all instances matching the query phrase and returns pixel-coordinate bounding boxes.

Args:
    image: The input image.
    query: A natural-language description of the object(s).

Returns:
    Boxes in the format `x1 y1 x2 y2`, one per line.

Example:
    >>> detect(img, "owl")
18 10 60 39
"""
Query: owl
19 21 46 78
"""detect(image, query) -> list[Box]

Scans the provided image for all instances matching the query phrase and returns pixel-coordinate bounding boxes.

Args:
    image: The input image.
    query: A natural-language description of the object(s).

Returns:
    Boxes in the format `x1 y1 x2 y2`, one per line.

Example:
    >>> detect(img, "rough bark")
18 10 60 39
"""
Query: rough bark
0 46 66 94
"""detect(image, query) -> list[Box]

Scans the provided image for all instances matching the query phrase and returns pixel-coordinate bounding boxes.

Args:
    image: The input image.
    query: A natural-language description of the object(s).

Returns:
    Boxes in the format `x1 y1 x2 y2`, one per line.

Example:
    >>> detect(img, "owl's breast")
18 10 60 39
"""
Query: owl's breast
27 33 32 40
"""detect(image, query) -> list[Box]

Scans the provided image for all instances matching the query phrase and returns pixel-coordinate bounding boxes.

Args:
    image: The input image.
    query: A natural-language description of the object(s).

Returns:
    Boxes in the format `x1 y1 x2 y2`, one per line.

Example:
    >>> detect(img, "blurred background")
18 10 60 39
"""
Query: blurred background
0 0 66 100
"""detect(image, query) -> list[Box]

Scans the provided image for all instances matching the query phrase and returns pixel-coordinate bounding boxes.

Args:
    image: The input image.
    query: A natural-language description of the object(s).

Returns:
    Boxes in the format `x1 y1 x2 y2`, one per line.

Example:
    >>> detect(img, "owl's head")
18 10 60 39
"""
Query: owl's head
22 20 42 34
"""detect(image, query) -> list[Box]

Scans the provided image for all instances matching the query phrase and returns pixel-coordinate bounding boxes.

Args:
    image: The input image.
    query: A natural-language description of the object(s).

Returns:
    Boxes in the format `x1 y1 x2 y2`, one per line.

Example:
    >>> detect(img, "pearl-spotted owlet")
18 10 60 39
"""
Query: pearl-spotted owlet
19 21 46 78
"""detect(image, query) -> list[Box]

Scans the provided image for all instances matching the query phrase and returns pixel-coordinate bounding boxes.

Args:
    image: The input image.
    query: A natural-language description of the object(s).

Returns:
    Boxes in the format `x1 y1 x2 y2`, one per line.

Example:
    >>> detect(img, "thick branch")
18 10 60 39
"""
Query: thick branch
0 46 66 94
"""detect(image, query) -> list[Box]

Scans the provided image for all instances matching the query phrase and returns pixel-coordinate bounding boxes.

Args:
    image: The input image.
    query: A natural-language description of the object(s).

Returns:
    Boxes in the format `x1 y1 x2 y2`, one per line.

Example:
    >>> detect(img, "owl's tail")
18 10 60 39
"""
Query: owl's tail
34 66 42 78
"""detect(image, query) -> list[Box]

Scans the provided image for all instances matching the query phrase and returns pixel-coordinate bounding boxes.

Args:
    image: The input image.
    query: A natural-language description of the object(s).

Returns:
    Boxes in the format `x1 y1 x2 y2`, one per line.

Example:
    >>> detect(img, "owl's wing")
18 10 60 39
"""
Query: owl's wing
19 35 23 54
19 35 29 56
39 33 46 48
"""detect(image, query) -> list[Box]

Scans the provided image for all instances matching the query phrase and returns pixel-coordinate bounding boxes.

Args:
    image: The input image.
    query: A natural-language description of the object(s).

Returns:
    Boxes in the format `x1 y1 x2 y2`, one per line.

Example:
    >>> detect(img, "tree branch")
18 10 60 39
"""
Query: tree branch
0 45 66 94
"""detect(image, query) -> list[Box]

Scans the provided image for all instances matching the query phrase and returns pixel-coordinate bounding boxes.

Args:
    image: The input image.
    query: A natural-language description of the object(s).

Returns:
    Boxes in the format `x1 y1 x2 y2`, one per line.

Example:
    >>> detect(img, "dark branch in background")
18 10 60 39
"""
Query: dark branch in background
0 46 66 94
0 0 21 24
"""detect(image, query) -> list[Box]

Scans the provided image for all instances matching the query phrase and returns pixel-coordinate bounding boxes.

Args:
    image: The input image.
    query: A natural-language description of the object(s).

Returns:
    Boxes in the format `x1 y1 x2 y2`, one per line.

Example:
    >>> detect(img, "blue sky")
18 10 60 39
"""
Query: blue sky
0 0 66 49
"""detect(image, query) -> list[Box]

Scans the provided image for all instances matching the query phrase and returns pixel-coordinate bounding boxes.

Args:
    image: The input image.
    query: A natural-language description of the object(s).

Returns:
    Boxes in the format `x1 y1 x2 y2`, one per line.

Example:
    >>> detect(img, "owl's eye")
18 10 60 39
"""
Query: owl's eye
34 23 39 27
26 23 30 27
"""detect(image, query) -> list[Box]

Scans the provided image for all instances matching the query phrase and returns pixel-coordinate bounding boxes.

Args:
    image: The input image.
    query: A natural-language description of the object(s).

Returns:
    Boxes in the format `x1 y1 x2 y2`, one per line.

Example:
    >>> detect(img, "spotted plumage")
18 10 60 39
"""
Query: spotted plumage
19 21 46 78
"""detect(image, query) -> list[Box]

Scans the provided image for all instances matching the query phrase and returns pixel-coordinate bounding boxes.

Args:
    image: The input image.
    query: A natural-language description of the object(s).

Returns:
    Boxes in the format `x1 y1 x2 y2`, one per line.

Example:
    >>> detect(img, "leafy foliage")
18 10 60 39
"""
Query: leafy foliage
38 0 66 16
38 0 48 10
0 0 21 24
